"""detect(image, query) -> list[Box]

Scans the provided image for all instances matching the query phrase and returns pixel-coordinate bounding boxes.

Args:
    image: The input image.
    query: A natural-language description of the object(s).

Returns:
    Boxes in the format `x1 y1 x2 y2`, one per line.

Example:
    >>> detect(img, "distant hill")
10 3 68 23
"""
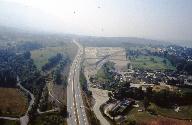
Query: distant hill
0 26 72 49
172 40 192 48
0 26 191 48
79 36 171 47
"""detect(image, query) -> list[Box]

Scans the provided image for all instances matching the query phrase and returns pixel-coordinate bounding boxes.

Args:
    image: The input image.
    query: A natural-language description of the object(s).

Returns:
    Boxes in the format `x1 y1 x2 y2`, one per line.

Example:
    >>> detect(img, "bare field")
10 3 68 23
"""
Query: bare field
0 87 28 117
90 87 110 125
46 73 67 107
31 42 77 69
84 47 128 72
84 47 128 125
140 117 192 125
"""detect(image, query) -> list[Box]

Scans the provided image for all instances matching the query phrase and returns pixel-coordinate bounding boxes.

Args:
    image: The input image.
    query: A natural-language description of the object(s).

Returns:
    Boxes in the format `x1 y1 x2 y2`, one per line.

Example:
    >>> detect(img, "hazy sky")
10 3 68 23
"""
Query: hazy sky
0 0 192 41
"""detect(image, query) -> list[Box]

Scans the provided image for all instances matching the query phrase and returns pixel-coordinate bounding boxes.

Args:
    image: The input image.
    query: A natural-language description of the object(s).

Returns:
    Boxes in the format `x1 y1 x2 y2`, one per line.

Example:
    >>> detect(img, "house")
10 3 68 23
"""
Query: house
110 98 135 115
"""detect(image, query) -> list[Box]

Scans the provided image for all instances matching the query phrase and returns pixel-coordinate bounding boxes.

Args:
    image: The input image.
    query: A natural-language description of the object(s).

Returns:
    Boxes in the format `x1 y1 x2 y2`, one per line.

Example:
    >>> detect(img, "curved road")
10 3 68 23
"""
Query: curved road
17 77 35 125
0 117 19 121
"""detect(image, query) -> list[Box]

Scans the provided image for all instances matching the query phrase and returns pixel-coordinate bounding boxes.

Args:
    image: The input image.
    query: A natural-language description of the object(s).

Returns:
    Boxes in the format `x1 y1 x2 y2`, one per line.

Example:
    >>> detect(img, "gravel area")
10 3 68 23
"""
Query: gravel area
90 87 110 125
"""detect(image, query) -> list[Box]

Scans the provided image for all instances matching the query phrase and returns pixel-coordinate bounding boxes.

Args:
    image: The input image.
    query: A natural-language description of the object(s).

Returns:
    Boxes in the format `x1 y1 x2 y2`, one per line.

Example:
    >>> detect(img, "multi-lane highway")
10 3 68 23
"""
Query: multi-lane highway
67 40 89 125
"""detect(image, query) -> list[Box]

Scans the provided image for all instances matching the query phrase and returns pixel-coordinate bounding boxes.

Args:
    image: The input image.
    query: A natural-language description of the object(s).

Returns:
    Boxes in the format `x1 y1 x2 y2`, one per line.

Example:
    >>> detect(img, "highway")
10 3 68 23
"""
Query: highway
67 40 89 125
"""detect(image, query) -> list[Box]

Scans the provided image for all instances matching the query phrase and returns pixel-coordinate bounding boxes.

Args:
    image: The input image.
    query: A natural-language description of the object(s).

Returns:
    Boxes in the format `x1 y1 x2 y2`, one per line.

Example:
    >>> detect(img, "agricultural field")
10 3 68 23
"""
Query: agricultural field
31 42 77 69
125 102 192 125
125 105 157 124
130 55 176 70
152 85 178 92
0 119 20 125
126 45 152 51
149 103 192 120
0 88 28 117
29 112 67 125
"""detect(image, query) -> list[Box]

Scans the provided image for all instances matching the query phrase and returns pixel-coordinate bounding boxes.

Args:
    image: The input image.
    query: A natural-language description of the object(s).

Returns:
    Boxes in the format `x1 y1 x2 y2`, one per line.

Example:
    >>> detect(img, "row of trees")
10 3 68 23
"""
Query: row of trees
52 55 70 86
112 82 192 108
113 82 144 100
95 61 120 90
39 86 49 112
148 88 192 107
42 53 63 71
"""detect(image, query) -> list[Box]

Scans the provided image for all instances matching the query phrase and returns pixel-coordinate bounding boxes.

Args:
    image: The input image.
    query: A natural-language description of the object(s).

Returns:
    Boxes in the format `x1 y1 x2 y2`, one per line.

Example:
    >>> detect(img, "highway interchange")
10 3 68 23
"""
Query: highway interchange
67 40 89 125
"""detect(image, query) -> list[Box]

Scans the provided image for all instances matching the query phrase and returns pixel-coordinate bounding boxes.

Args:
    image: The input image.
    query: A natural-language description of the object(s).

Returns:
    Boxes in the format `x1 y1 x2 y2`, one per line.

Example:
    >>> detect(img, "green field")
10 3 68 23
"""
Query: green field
0 119 20 125
130 55 175 70
31 42 77 69
96 61 115 82
125 101 156 123
127 45 152 51
125 101 192 124
149 103 192 120
96 68 109 82
29 112 67 125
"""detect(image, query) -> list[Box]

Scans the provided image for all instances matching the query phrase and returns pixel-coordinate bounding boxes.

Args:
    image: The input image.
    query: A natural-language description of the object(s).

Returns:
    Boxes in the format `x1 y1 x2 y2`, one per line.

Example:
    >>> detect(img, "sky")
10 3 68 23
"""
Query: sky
0 0 192 41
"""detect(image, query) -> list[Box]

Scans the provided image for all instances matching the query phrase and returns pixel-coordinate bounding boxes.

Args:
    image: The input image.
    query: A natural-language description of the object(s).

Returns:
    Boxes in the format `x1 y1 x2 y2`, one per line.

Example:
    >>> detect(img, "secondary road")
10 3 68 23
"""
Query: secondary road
67 40 89 125
17 77 35 125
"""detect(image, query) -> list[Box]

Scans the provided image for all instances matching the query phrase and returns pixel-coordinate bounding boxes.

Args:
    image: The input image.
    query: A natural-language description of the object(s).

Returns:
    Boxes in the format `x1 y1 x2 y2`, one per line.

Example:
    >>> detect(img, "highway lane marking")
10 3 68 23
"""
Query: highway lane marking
76 108 79 113
77 113 80 123
68 42 88 125
72 80 74 92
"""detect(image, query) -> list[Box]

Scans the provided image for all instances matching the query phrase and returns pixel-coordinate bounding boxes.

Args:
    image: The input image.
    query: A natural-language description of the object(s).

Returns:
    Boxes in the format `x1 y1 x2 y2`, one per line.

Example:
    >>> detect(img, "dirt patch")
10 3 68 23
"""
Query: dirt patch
140 117 192 125
84 47 129 125
0 87 28 117
52 84 67 105
90 87 110 125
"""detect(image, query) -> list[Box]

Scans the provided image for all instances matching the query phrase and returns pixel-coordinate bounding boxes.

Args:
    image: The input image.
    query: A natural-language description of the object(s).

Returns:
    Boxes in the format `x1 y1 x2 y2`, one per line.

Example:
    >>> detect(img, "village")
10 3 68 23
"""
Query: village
85 44 192 124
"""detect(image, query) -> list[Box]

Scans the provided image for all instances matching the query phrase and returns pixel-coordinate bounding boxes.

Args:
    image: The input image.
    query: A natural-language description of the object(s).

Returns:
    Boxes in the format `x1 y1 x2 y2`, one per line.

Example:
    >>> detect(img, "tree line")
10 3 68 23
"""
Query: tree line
113 82 192 108
52 55 70 86
42 53 63 71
